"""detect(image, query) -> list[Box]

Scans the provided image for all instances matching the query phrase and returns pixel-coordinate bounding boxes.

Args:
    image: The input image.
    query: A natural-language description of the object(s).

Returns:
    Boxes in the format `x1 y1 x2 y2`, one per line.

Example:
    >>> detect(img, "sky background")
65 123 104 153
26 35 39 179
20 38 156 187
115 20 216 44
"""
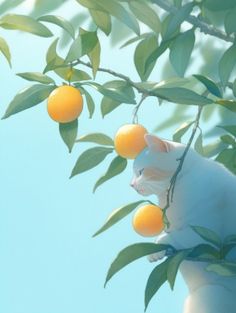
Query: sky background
0 1 222 313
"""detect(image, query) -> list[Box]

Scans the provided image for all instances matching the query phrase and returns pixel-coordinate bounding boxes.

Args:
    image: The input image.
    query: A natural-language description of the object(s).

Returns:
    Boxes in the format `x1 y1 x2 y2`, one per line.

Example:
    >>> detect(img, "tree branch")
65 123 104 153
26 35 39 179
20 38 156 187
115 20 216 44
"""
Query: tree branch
151 0 234 43
163 105 203 229
73 59 146 93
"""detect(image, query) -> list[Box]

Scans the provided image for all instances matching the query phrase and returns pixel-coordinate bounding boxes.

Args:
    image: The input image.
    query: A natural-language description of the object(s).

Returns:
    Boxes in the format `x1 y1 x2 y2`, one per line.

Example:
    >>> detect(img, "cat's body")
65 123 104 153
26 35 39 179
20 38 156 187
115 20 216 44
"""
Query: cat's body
131 135 236 313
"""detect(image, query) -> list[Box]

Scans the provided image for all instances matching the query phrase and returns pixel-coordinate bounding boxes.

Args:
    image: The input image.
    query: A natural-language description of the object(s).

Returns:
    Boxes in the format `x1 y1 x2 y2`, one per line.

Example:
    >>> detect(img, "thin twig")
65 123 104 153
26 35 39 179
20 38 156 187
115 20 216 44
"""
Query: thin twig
132 94 148 124
151 0 234 43
163 105 203 229
73 59 146 94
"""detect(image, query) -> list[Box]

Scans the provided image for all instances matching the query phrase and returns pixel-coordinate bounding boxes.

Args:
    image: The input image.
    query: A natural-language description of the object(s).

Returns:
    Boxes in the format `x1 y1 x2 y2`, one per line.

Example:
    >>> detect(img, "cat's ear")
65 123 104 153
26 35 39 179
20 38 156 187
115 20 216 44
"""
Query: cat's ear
144 134 173 153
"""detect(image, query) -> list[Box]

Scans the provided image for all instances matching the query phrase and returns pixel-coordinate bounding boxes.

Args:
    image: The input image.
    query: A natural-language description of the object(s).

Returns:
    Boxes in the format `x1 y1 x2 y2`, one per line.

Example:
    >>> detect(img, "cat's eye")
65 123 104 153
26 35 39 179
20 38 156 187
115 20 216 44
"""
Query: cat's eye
139 168 144 176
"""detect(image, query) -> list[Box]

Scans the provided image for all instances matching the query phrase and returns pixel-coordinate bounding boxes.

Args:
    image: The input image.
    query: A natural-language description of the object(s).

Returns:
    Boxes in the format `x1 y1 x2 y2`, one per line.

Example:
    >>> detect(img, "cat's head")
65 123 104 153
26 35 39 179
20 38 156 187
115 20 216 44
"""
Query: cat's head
130 134 196 196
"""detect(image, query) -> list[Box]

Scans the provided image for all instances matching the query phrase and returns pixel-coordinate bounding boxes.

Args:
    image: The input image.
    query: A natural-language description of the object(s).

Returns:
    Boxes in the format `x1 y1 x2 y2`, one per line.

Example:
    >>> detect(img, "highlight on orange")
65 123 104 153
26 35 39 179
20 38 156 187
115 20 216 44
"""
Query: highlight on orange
114 124 148 159
47 85 83 123
132 204 164 237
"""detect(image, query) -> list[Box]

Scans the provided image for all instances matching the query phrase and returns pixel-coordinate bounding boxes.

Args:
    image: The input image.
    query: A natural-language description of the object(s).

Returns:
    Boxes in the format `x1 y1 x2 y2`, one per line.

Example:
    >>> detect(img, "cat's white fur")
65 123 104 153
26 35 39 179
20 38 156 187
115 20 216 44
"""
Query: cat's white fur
131 134 236 313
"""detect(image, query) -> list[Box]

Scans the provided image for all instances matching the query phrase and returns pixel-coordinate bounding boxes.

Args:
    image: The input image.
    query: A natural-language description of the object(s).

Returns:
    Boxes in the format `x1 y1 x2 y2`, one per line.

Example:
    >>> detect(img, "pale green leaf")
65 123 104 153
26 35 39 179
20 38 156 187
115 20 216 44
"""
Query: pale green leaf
105 242 173 286
206 262 236 276
101 97 121 117
94 201 147 237
151 87 213 105
0 14 53 37
203 0 236 11
94 0 140 35
76 133 114 146
2 84 56 119
216 99 236 113
66 31 98 62
164 3 194 40
191 225 222 248
89 9 111 35
169 29 195 77
145 259 171 311
93 156 127 192
81 89 95 118
129 1 161 33
17 72 55 84
193 74 222 98
173 121 194 142
134 34 158 81
167 249 192 290
38 15 75 38
59 119 78 153
219 43 236 88
218 125 236 137
0 36 11 67
84 81 136 104
70 147 113 178
194 133 204 155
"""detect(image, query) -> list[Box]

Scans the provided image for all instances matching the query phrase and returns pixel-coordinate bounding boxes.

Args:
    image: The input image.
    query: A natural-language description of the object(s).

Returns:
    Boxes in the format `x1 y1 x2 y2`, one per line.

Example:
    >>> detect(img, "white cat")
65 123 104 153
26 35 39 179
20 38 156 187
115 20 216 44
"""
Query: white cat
131 134 236 313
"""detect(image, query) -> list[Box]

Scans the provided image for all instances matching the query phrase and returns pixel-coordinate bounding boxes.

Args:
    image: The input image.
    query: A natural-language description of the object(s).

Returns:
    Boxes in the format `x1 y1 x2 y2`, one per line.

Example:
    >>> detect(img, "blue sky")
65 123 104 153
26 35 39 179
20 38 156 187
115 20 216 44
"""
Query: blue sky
0 1 204 312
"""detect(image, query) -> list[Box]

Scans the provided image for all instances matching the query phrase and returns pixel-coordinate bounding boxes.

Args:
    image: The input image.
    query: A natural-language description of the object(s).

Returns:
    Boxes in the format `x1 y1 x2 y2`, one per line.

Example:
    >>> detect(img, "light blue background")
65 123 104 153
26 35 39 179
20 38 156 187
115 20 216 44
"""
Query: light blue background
0 1 212 312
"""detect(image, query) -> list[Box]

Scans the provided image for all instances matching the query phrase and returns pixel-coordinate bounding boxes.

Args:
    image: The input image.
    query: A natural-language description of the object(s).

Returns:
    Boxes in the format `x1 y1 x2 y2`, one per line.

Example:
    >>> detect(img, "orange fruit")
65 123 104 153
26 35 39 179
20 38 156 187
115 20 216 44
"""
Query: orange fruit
47 85 83 123
114 124 148 159
132 204 164 237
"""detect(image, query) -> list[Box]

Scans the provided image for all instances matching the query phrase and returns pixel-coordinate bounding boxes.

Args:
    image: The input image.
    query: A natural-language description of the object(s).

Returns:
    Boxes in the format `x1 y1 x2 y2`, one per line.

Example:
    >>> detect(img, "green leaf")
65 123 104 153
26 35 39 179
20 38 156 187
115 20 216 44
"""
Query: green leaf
144 39 173 74
173 121 194 142
0 0 25 15
194 133 204 155
16 72 55 85
224 235 236 244
105 242 173 286
191 225 222 248
59 119 78 153
101 97 121 117
94 0 140 35
93 200 147 237
76 133 114 146
145 258 171 311
81 89 95 118
221 243 236 258
66 31 98 62
206 262 236 276
163 3 194 40
70 146 113 178
120 33 151 49
216 99 236 113
193 74 222 98
216 148 236 174
84 81 136 104
224 8 236 35
169 29 195 77
76 0 102 10
220 135 236 146
2 84 56 119
218 125 236 137
87 33 101 78
93 156 127 192
167 249 192 290
0 14 53 37
151 87 213 105
219 43 236 88
38 15 75 38
134 34 159 81
89 9 111 35
188 244 220 259
203 0 236 11
129 1 161 33
0 36 11 67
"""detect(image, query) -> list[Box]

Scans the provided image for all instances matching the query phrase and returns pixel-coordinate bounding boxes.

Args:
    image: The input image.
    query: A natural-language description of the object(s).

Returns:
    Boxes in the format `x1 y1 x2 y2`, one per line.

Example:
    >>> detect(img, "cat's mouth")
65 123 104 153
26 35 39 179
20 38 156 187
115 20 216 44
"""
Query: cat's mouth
135 187 150 196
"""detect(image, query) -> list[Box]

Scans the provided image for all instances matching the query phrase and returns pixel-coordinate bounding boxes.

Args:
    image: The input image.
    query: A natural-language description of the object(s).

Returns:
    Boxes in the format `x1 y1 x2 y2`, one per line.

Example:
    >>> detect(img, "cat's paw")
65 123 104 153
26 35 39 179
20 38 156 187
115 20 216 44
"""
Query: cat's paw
147 250 166 262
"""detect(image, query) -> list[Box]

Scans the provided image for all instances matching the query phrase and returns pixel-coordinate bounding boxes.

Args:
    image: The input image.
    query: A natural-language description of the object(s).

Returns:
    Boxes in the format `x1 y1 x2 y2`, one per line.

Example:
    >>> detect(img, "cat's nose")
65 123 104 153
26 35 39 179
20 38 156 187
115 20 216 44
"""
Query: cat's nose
130 179 135 188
